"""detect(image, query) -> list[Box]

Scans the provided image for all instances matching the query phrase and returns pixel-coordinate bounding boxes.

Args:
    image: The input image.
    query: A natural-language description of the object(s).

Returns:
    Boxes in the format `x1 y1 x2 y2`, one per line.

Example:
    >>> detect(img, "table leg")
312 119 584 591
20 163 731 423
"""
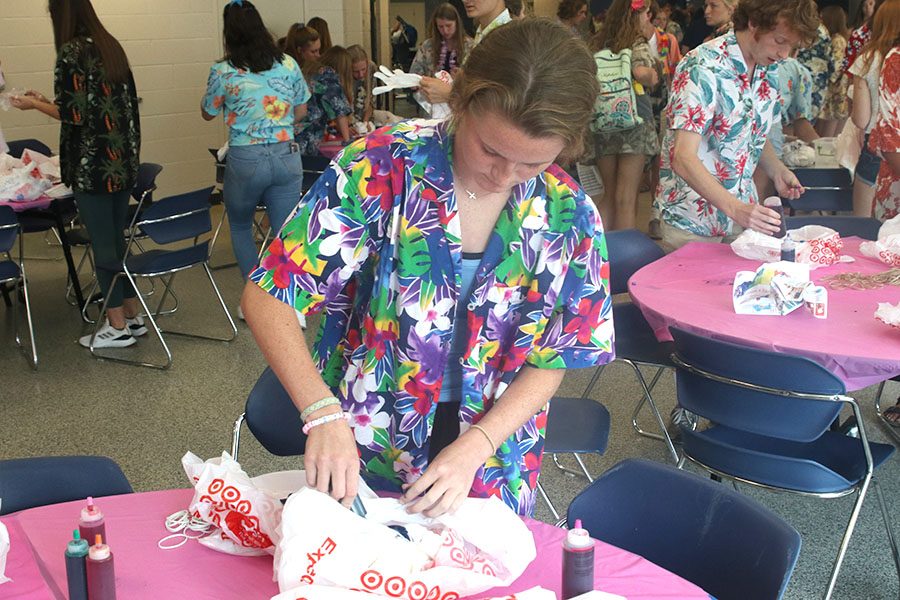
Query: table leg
52 201 85 309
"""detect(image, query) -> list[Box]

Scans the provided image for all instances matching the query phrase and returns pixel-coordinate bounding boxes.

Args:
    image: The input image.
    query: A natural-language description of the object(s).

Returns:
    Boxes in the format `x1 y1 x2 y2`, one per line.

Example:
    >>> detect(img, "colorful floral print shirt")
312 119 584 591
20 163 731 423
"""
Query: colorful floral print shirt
843 24 870 75
250 119 614 516
869 48 900 222
654 33 781 236
294 67 352 155
55 37 140 194
796 24 834 121
770 58 814 158
202 55 309 146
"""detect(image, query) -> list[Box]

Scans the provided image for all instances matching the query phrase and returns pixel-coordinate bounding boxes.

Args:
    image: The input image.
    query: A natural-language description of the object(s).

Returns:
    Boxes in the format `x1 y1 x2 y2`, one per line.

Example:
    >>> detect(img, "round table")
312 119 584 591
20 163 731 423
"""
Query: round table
629 239 900 391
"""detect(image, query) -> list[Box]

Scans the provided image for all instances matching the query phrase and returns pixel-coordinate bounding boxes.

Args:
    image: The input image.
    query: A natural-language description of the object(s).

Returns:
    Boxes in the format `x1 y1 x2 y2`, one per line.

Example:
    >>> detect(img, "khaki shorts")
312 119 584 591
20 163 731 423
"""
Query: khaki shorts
660 222 744 254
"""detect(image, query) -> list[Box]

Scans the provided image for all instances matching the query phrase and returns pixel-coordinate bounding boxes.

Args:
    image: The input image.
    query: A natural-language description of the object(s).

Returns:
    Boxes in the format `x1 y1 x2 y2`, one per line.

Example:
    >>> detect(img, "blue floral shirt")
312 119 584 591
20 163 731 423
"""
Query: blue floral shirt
796 24 834 121
655 33 781 236
251 119 614 515
202 55 309 146
770 58 814 158
294 67 353 155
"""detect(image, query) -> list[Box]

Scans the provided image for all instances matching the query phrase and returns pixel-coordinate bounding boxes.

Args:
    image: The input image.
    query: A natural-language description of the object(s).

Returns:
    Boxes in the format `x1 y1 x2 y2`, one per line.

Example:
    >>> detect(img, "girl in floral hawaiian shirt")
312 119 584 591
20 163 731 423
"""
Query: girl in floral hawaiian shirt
243 19 613 518
296 46 354 155
867 1 900 222
14 0 143 350
409 3 475 78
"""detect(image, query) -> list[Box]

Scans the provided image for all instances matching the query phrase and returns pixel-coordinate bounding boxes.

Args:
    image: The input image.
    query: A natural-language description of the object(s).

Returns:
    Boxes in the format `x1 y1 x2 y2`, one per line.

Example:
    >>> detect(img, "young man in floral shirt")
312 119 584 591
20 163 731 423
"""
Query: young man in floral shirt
654 0 820 251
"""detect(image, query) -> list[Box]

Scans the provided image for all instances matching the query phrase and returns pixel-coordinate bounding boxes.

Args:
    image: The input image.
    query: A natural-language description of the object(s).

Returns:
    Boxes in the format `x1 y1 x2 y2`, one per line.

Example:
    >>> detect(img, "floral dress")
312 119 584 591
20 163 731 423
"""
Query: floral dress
294 67 352 155
250 119 614 516
654 32 782 237
55 37 140 194
796 24 834 121
821 35 850 120
869 48 900 222
843 24 870 75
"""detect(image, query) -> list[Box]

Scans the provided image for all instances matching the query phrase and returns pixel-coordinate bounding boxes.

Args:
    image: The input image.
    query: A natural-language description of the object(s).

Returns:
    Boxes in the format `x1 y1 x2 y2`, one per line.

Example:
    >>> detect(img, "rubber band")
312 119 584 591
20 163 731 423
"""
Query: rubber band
300 396 341 422
302 411 351 435
470 424 496 454
158 509 215 550
157 533 188 550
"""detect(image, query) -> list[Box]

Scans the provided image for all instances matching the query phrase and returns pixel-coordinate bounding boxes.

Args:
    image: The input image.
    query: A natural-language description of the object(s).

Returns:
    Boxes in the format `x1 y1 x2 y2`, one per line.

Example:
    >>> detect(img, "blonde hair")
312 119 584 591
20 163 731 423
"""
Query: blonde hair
285 24 319 66
318 45 355 107
450 18 597 162
307 17 333 51
347 44 372 111
590 0 648 54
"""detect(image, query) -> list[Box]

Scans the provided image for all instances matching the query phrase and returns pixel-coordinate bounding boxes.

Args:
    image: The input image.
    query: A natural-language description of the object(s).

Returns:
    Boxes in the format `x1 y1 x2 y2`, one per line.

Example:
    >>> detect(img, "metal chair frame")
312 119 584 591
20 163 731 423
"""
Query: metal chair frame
87 189 236 369
671 351 900 599
874 378 900 444
0 212 37 368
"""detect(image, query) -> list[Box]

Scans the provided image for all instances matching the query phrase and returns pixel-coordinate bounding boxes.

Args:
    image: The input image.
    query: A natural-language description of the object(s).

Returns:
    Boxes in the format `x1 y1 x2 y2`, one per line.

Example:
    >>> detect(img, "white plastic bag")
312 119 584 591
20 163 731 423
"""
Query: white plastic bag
0 517 10 585
275 487 536 597
859 215 900 266
730 229 782 262
181 451 286 556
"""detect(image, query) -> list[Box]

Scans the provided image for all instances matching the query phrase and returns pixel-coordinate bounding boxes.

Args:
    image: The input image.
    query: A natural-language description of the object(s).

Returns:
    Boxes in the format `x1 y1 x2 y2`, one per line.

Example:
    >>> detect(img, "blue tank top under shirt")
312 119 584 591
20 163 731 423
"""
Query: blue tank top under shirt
438 254 482 403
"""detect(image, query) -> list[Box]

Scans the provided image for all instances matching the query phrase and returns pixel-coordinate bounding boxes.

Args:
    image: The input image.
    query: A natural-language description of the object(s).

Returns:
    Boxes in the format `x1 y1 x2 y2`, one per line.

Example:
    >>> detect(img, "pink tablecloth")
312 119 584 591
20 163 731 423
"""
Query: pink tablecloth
1 489 710 599
0 196 54 212
629 239 900 391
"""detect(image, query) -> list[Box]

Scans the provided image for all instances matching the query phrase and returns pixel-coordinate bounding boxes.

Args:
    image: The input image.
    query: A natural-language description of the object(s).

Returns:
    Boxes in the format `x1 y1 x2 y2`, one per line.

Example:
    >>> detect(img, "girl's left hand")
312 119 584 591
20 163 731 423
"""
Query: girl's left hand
10 95 35 110
399 429 493 517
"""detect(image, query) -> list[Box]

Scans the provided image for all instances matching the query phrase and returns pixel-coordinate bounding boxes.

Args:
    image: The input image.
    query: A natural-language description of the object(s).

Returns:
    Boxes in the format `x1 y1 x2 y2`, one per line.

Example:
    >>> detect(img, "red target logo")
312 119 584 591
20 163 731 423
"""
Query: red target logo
208 478 224 494
384 576 407 597
221 486 241 503
407 581 428 600
360 570 383 590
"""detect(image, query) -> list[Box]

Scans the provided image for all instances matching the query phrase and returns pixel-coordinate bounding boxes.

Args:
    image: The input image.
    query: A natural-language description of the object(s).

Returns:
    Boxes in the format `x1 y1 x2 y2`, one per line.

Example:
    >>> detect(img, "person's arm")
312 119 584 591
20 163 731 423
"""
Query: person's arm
851 74 871 130
759 139 805 200
335 114 351 142
633 64 659 88
885 152 900 175
201 104 216 121
242 283 359 505
400 367 565 517
792 118 819 143
294 103 308 123
671 130 783 234
201 64 225 122
11 94 60 120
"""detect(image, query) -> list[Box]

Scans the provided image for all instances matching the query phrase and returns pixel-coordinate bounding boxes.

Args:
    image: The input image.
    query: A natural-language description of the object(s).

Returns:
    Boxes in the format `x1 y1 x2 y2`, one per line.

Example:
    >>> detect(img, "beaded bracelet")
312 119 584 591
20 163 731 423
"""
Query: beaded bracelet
302 411 351 435
300 396 341 422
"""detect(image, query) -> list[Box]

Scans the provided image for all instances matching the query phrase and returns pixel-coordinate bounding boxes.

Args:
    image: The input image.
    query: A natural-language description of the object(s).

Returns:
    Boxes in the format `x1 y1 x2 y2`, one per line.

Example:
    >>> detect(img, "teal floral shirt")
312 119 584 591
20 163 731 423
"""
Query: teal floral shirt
202 55 309 146
55 37 140 194
250 119 614 515
770 58 814 158
655 33 781 236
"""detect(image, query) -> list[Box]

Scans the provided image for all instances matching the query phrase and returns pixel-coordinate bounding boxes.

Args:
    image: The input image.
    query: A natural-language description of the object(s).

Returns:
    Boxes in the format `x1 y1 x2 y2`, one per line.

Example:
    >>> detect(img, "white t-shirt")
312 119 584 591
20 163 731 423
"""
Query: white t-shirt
849 51 882 133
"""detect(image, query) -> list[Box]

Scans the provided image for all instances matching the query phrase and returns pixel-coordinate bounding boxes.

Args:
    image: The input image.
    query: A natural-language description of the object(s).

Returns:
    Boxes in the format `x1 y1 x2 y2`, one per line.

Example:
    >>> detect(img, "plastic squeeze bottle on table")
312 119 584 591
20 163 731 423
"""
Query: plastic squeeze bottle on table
86 534 117 600
562 519 595 599
64 529 89 600
79 496 106 545
763 196 787 239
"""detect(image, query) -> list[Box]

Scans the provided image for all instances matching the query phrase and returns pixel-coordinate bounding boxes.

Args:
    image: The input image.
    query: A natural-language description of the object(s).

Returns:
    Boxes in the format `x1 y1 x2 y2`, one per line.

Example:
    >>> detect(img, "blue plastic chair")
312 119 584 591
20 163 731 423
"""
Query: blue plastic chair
87 186 236 369
0 456 132 515
785 215 881 240
0 206 36 368
578 229 679 462
669 327 899 599
231 367 306 461
567 458 802 600
783 168 853 214
538 396 611 521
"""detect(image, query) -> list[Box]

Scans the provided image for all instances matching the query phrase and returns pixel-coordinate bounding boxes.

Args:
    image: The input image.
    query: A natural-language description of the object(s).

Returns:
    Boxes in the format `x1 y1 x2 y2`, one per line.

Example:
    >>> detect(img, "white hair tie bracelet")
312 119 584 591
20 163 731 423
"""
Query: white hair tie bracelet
157 509 214 550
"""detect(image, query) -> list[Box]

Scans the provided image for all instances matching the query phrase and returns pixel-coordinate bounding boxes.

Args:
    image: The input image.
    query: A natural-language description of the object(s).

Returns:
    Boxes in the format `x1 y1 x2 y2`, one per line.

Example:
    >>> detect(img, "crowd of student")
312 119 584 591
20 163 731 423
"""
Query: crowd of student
3 0 900 512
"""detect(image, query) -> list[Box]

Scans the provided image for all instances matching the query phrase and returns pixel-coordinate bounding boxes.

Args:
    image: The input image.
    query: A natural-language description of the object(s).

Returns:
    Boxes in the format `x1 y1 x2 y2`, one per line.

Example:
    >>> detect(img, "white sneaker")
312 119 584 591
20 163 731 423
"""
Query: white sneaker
126 315 148 337
79 321 136 349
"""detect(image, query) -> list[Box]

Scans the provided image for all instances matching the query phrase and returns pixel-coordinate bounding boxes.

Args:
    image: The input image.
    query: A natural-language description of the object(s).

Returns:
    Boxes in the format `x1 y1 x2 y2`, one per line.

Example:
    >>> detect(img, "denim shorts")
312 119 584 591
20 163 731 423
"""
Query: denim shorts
855 133 882 186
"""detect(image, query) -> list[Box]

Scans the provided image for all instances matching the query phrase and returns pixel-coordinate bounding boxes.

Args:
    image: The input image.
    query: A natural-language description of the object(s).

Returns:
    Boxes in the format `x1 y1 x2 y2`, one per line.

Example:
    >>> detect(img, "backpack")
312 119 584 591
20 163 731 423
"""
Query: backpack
591 47 643 133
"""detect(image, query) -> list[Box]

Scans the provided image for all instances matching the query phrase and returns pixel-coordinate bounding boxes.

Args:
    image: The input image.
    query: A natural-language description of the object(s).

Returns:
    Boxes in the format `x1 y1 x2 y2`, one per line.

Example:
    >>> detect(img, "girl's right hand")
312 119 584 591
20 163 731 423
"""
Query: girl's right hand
303 411 360 507
25 90 49 103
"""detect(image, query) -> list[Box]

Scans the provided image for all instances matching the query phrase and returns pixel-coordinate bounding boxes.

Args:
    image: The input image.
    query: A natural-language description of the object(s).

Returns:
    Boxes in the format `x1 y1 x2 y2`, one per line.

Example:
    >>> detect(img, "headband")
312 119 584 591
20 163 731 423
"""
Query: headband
229 0 243 6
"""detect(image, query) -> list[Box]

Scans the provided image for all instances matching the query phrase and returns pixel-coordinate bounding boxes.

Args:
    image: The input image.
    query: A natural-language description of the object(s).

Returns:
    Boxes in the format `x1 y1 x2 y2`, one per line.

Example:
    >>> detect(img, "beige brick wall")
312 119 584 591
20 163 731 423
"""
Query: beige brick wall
0 0 369 198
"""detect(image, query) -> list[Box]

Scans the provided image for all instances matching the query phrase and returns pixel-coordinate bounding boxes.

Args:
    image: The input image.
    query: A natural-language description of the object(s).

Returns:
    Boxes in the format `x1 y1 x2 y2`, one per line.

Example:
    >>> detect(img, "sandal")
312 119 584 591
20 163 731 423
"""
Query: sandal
883 399 900 428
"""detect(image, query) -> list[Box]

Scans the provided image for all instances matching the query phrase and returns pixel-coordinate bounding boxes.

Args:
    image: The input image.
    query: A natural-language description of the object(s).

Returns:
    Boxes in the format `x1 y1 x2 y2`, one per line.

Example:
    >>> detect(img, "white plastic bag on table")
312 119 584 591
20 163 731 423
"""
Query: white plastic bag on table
730 229 781 262
182 451 288 556
0 514 10 585
859 214 900 267
275 487 536 598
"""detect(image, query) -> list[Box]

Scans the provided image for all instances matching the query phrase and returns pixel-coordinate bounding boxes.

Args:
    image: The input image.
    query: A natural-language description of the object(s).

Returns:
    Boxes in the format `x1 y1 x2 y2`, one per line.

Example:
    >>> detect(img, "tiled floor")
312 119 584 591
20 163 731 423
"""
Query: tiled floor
2 197 898 599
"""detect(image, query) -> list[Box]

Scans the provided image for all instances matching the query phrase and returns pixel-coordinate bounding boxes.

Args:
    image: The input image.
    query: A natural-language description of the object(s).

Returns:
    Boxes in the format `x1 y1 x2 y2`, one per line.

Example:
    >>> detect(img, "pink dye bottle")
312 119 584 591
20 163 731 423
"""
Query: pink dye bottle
86 534 117 600
78 496 106 546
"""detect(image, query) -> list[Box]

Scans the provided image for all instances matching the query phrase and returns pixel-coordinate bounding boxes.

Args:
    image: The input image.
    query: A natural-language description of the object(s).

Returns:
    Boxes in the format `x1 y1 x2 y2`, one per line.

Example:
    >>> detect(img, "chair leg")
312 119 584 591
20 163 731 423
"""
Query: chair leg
626 361 680 463
824 478 873 600
629 365 666 437
231 413 246 462
536 479 561 522
872 477 900 585
579 363 606 400
89 272 173 370
550 453 595 481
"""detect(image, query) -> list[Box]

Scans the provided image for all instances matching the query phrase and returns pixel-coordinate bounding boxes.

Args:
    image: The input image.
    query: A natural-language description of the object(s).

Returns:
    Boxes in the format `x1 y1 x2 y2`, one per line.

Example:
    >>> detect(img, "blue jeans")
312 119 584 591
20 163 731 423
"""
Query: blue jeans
223 142 302 278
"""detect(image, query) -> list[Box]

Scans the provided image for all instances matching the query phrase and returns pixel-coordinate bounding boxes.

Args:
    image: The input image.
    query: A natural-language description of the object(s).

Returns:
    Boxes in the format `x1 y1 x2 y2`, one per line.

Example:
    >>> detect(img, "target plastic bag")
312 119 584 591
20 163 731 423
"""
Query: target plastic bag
788 225 847 269
275 487 535 598
860 215 900 267
181 451 287 557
